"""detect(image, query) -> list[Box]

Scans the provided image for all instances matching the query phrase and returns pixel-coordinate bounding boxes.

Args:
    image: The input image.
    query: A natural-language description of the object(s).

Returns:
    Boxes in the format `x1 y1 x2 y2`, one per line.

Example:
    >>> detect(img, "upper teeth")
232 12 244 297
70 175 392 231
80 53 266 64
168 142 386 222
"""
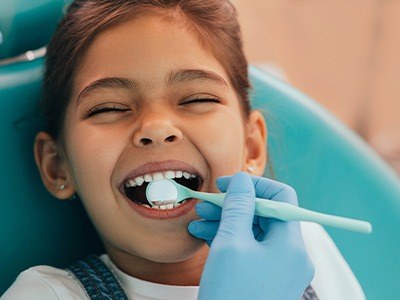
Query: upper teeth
124 170 197 188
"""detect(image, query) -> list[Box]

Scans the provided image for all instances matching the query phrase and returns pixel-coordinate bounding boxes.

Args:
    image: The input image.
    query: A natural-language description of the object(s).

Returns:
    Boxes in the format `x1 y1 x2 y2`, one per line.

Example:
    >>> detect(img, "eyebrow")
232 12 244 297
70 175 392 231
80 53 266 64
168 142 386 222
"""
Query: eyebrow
76 69 228 107
166 69 228 87
77 77 135 107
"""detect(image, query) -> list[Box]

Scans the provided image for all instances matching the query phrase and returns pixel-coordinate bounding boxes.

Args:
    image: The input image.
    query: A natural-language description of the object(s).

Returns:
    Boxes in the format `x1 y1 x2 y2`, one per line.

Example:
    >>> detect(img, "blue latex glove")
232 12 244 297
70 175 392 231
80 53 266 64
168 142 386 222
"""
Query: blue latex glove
189 172 314 300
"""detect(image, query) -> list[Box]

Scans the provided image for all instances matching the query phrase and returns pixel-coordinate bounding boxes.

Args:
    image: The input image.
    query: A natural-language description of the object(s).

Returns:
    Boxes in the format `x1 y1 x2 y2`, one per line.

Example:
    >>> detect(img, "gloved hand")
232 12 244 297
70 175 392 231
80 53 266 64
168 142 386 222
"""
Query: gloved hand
189 172 314 300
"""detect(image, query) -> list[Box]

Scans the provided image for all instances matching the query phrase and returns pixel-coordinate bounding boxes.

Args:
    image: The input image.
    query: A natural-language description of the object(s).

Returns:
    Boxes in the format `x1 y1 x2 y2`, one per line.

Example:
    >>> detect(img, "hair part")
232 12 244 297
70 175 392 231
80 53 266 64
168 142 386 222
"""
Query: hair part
41 0 251 140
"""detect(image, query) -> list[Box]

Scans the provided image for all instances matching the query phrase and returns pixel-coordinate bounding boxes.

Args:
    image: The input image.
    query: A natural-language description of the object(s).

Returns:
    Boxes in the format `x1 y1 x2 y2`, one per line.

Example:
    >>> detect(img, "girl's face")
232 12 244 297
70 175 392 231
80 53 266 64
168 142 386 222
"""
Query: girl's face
36 13 266 283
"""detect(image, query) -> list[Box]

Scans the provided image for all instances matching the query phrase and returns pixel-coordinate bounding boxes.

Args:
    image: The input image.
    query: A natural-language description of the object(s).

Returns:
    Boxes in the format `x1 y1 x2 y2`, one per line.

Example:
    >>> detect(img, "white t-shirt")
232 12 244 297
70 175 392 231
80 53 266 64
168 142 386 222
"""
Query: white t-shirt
1 222 365 300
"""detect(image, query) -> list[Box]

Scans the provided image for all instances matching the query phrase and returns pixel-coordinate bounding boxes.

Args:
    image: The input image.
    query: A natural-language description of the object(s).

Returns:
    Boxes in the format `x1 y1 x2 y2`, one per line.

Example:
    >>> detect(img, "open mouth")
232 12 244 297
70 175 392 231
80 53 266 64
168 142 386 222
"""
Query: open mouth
122 170 202 209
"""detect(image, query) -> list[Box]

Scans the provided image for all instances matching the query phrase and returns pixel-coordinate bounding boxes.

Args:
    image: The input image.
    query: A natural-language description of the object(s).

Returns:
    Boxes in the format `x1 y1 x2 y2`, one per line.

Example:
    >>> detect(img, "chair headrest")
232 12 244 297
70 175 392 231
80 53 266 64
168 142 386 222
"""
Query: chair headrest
0 0 70 61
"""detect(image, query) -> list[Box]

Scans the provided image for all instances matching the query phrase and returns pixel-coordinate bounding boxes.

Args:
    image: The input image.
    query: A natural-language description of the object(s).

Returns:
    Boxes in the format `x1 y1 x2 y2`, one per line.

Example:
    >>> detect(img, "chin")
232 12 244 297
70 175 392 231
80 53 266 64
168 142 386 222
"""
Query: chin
145 234 207 264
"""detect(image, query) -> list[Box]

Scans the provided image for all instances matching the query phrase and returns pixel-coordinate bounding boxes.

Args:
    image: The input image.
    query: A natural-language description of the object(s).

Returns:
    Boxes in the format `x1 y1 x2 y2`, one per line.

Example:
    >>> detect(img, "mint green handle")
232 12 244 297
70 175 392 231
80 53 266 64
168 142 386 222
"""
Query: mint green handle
187 189 372 234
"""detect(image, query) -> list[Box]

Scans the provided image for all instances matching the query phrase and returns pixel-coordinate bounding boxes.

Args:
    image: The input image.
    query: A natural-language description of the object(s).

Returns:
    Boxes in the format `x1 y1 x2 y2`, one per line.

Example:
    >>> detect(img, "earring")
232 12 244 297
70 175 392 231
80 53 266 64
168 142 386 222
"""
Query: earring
68 193 78 201
247 166 256 173
57 183 77 200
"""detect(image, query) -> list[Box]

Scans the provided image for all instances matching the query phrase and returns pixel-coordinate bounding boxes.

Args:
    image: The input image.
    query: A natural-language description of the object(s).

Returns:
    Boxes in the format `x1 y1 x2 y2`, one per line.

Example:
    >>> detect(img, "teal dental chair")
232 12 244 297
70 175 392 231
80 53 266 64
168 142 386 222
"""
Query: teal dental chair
1 1 400 298
0 0 67 61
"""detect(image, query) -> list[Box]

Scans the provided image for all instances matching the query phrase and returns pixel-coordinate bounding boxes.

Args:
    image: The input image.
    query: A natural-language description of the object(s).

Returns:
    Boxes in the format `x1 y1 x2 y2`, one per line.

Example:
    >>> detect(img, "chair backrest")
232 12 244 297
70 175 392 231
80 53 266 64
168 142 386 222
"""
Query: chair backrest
0 0 68 59
0 59 104 294
250 67 400 300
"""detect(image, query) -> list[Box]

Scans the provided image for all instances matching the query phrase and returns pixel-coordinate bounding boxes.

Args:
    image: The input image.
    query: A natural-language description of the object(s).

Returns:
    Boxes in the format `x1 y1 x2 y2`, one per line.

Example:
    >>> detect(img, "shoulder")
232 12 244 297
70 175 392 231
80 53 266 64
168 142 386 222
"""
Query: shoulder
301 222 366 300
1 265 88 300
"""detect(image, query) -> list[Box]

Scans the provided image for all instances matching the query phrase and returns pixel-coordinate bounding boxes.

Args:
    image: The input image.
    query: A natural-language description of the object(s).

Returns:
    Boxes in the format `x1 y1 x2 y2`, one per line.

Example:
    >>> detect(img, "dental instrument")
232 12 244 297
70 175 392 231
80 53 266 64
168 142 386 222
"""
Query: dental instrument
146 178 372 234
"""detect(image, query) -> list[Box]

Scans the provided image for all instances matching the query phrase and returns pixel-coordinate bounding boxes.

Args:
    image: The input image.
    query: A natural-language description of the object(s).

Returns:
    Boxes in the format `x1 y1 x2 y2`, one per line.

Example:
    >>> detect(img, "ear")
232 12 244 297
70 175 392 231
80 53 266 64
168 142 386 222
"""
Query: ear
243 110 267 176
34 132 75 200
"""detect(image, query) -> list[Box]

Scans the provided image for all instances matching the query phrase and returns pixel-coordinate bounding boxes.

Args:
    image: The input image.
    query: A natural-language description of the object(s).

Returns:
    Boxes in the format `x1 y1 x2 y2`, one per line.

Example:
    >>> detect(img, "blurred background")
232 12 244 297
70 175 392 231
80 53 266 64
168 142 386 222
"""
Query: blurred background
234 0 400 175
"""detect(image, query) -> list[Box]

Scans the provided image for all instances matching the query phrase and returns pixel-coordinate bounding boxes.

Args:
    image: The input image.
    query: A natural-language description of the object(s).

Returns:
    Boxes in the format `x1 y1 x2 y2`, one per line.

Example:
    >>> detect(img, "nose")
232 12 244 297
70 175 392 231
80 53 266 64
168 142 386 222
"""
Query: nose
133 110 183 147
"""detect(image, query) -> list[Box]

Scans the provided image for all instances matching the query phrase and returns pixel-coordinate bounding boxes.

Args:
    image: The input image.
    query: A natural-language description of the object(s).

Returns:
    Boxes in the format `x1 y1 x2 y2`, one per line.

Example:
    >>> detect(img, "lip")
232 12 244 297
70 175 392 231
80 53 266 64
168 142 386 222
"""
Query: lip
118 160 203 220
125 197 198 220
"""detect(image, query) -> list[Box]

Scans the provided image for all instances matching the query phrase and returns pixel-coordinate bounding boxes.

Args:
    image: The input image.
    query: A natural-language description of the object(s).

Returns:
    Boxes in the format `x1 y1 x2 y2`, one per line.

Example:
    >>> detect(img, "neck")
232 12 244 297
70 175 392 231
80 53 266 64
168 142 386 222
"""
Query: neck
106 245 209 286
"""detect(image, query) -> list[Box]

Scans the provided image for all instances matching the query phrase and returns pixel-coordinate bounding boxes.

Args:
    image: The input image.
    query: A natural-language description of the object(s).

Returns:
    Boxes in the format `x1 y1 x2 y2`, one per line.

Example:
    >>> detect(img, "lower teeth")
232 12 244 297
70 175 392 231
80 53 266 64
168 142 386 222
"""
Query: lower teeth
145 200 186 210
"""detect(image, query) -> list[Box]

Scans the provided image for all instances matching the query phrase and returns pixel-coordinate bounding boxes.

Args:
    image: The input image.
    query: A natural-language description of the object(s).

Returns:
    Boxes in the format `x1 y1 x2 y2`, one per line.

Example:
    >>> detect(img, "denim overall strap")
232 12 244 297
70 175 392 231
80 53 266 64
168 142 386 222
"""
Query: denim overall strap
302 285 319 300
66 255 129 300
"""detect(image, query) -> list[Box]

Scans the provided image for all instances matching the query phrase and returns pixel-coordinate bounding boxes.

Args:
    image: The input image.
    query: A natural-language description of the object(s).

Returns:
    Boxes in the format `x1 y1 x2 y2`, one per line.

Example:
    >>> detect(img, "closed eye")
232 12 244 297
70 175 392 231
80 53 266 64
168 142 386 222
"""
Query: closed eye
180 98 220 105
85 104 130 118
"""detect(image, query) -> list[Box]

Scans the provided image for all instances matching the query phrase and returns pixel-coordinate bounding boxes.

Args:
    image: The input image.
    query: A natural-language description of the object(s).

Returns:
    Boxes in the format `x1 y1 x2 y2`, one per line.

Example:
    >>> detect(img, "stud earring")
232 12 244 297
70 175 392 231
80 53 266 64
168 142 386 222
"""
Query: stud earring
59 184 67 190
247 166 256 173
69 193 78 201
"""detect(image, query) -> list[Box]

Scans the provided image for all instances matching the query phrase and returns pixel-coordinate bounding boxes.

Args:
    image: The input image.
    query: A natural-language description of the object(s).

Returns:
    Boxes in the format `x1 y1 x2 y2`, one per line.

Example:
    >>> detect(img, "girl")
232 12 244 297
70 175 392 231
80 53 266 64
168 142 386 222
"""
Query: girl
2 0 365 299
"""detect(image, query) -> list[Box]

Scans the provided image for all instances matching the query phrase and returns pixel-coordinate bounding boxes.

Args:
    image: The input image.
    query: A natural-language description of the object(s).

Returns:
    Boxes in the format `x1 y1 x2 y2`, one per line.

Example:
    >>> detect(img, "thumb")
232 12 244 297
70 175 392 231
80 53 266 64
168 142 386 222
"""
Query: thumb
217 172 255 239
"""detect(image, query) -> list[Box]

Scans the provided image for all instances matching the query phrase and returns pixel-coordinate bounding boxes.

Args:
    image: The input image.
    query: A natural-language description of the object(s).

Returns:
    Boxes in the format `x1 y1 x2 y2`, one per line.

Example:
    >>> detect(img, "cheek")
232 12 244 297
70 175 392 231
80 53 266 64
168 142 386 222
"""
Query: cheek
65 125 125 197
190 112 246 175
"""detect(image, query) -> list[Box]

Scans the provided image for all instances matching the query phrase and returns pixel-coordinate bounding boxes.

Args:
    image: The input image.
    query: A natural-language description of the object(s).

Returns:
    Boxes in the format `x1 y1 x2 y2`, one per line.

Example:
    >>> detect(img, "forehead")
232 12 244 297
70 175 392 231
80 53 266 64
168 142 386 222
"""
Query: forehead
73 13 232 95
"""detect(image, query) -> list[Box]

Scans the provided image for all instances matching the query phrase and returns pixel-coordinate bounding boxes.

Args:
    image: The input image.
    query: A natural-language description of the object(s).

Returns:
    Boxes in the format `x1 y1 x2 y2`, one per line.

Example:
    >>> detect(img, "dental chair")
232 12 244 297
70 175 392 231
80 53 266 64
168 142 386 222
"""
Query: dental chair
1 1 400 298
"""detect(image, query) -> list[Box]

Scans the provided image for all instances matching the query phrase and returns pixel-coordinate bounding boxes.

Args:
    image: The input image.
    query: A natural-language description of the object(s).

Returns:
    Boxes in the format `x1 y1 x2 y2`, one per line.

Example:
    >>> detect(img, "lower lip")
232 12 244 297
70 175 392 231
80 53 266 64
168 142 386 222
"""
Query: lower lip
124 197 197 220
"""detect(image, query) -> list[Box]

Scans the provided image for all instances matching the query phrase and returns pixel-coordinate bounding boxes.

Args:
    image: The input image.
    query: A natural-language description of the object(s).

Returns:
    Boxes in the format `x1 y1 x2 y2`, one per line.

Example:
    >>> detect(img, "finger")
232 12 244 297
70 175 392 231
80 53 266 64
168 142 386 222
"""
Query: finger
259 215 302 243
252 176 298 205
195 202 222 221
217 175 301 241
250 177 301 240
216 176 232 192
217 176 298 205
217 172 255 239
252 223 265 241
188 220 219 240
218 176 298 205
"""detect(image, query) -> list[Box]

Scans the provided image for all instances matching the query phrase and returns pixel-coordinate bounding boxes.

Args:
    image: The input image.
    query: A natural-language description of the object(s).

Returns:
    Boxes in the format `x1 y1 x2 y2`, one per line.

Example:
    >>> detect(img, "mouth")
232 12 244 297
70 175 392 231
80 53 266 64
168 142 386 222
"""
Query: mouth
121 170 203 210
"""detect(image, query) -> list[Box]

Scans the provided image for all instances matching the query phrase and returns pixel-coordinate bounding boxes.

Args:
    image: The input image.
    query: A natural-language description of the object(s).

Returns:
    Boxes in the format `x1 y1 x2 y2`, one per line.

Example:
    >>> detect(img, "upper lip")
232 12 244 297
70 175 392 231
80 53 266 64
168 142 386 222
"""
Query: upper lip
118 160 203 189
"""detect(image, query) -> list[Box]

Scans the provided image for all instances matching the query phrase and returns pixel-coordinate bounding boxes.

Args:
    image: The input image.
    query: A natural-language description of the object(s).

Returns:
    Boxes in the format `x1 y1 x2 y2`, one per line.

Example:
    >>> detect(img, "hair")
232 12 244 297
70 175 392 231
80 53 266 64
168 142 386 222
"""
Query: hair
41 0 251 140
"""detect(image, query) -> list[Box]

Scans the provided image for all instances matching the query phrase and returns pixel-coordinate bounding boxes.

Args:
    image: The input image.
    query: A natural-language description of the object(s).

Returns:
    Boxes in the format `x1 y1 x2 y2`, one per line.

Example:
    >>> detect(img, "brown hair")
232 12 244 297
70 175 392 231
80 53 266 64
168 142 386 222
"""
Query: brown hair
41 0 251 140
